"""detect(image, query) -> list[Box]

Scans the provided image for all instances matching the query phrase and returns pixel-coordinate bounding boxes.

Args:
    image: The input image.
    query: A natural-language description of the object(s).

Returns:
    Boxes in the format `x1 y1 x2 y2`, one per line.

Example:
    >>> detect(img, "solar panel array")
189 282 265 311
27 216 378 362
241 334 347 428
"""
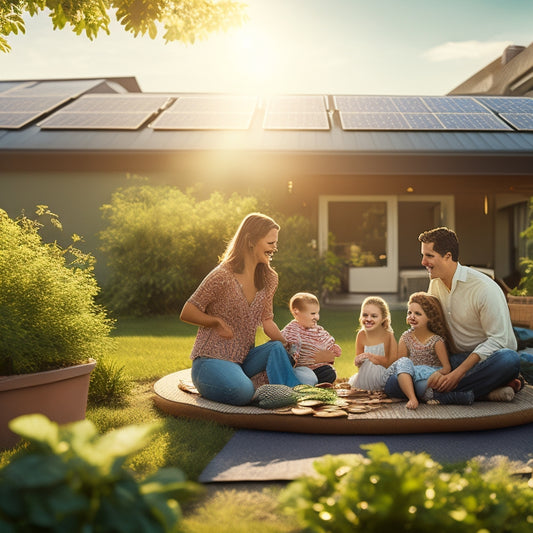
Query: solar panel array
0 79 105 129
39 94 172 130
475 96 533 131
263 95 330 130
150 95 257 130
0 95 72 129
3 81 533 133
334 95 513 131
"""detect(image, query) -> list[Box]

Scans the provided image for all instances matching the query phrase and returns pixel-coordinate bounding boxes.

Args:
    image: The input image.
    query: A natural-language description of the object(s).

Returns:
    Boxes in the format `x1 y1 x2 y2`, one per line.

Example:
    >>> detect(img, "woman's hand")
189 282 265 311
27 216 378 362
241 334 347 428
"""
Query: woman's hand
215 318 233 339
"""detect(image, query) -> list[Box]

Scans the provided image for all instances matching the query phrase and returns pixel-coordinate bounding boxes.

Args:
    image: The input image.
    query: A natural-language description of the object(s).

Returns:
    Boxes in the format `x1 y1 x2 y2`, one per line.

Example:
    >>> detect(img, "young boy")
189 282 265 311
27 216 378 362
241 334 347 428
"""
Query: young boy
282 292 341 385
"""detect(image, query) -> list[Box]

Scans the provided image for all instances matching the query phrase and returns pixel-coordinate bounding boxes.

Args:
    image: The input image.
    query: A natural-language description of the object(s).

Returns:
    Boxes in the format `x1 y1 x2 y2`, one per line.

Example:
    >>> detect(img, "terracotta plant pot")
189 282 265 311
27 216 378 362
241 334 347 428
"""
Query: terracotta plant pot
0 359 96 449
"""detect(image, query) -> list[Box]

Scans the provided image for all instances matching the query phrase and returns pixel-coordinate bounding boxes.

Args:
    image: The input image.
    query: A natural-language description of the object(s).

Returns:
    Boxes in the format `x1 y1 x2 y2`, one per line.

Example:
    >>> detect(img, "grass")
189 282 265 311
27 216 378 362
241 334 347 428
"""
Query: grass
0 306 408 531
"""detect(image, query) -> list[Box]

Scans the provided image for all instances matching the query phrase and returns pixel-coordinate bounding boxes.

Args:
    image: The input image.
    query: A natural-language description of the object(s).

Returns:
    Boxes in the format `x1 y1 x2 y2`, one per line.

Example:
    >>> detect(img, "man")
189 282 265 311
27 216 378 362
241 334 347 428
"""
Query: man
386 227 522 402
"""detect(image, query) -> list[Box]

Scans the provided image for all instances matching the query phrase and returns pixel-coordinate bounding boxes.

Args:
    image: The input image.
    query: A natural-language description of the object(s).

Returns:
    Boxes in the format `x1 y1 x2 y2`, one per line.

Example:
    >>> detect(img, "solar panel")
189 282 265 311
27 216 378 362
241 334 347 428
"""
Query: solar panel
151 112 253 130
0 112 44 129
436 113 512 130
39 112 152 130
393 97 430 113
0 95 72 129
0 96 71 112
422 96 489 113
9 79 105 97
475 97 533 114
262 95 329 130
335 95 514 131
334 95 398 112
267 95 327 113
169 95 257 113
0 81 31 94
403 113 444 129
60 94 171 113
39 94 171 130
499 113 533 131
339 112 409 130
263 112 330 130
149 95 257 130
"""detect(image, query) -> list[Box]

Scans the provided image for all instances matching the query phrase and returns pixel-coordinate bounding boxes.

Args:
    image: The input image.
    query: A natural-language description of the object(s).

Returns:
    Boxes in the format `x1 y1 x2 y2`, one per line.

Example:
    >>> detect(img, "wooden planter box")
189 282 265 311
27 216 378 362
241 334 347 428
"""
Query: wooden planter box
507 295 533 329
0 359 96 449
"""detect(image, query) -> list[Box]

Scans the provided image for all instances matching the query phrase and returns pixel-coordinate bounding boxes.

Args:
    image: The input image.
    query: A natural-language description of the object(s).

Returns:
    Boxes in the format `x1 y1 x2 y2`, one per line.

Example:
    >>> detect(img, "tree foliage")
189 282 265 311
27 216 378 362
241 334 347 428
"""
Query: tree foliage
0 0 248 52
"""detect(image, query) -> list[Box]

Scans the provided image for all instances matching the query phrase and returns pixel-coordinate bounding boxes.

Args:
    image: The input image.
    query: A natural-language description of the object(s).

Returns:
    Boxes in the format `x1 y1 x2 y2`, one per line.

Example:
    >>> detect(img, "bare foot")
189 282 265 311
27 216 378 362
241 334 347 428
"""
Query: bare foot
406 398 419 409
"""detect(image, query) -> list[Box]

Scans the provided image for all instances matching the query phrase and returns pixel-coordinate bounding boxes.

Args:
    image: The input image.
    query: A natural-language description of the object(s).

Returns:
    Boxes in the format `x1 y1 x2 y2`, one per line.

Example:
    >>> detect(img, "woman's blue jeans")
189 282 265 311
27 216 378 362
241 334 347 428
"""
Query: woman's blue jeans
191 340 301 405
384 349 520 400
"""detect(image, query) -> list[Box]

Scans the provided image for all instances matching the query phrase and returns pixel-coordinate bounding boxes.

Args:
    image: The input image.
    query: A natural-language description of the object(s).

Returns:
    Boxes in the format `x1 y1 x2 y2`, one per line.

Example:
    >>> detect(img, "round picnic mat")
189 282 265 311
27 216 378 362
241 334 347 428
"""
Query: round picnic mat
153 369 533 435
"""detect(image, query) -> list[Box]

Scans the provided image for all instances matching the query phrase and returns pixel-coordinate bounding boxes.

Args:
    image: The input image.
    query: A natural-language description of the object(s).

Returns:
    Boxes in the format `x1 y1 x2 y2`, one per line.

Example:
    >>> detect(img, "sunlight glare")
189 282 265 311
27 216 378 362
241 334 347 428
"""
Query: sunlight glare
225 27 280 95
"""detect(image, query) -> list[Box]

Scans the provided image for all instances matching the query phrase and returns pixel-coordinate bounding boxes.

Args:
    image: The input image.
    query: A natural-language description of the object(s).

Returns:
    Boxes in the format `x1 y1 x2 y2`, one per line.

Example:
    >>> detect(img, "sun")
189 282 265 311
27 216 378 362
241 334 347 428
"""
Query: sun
225 26 280 94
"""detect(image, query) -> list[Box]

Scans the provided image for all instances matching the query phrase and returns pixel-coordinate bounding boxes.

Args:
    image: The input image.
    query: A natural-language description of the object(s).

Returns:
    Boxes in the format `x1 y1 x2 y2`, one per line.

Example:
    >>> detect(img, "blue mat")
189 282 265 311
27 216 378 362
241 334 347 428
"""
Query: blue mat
199 423 533 482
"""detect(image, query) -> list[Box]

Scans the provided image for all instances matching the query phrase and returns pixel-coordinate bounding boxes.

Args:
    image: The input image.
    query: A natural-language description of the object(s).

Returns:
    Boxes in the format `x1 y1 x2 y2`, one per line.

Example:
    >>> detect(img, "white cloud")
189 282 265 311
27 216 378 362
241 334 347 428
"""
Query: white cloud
422 40 513 62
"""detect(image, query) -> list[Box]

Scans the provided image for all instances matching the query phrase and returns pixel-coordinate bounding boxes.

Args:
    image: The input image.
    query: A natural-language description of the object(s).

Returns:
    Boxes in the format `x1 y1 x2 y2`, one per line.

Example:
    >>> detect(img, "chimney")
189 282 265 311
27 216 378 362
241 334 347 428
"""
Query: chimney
502 45 526 65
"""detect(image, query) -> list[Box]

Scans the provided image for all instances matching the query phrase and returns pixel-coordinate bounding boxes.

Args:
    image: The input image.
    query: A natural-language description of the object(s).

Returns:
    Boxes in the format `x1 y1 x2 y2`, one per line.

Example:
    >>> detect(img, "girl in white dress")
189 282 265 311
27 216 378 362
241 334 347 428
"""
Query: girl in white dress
348 296 397 389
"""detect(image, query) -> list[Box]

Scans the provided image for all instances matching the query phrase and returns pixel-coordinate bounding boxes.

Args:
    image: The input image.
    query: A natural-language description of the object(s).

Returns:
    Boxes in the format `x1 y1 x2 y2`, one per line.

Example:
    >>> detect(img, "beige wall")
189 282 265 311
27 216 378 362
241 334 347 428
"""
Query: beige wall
1 170 529 287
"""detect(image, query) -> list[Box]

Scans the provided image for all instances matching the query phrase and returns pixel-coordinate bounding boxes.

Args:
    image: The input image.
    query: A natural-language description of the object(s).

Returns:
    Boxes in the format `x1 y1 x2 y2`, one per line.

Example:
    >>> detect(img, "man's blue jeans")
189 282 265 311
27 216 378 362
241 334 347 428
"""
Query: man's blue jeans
191 340 301 405
384 349 520 400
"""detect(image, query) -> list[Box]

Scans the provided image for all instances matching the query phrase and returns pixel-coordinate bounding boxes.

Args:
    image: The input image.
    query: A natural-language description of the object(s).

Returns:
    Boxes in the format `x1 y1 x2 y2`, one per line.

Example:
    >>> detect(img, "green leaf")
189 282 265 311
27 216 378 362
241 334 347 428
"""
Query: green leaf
3 454 68 488
8 414 59 448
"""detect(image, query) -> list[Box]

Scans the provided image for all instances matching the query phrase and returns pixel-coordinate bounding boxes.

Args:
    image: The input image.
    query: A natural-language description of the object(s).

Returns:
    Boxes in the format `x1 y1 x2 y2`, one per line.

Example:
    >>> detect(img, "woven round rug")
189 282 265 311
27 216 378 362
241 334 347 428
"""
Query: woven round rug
153 369 533 435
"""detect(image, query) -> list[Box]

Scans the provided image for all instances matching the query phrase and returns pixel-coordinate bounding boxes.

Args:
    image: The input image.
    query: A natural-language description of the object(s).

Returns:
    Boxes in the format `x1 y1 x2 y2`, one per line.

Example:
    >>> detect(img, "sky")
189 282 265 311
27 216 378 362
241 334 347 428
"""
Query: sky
2 0 533 96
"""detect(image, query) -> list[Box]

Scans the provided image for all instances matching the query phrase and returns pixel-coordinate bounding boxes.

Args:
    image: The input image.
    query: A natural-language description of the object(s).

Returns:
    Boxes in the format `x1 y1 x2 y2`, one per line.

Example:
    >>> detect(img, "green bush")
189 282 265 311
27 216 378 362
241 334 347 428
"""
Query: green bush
100 182 259 315
0 414 203 532
279 443 533 533
0 207 114 375
274 214 342 307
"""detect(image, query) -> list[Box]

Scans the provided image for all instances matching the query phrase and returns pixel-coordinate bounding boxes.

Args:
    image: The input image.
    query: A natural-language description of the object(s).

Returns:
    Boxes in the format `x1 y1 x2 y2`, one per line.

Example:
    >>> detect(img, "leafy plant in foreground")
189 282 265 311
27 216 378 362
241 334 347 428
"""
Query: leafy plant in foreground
0 414 204 532
279 443 533 533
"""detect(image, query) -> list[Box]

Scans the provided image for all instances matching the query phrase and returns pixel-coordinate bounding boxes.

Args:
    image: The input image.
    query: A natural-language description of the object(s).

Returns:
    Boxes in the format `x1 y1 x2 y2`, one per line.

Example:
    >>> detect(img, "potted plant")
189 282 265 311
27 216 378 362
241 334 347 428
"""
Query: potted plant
0 207 113 449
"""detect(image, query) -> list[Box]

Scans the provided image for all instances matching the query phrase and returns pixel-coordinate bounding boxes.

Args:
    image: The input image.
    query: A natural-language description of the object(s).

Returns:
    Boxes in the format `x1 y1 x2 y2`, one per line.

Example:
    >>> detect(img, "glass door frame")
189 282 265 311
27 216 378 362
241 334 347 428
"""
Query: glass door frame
318 195 399 292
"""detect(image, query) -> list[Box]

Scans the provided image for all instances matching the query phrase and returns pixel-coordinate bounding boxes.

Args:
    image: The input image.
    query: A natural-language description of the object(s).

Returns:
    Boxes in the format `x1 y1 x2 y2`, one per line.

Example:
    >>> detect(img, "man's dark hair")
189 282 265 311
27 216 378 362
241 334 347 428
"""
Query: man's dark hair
418 227 459 261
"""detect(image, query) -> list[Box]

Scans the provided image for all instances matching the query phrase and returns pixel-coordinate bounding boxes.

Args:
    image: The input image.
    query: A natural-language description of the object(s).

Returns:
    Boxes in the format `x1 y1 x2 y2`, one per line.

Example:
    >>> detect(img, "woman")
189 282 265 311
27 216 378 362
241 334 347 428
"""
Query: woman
180 213 300 405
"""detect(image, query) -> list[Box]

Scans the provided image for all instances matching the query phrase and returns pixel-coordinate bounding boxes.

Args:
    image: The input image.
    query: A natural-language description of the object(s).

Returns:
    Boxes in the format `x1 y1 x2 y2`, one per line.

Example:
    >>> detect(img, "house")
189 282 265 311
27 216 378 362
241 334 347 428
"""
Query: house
1 70 532 296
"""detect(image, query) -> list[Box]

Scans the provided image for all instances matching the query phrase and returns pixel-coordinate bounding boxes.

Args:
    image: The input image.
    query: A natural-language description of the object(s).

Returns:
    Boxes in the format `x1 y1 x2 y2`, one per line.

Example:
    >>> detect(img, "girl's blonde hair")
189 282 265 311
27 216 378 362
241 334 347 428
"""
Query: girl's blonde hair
359 296 393 332
408 292 458 353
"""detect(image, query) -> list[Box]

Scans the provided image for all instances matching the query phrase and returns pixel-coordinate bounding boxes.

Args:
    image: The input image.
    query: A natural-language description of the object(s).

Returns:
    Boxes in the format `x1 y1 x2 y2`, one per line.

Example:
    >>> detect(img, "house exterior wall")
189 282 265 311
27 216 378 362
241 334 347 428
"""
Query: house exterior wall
1 168 529 290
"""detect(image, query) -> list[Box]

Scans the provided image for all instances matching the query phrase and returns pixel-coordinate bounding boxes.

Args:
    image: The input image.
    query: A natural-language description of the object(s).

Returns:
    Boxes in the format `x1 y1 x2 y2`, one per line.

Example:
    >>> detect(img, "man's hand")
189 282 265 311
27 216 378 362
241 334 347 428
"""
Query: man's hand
427 369 463 392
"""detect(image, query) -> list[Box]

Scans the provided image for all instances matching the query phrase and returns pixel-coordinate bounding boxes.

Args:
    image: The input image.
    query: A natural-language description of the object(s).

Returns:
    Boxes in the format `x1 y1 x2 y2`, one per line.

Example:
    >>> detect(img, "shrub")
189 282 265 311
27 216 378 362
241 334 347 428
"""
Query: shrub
0 207 114 375
279 443 533 533
274 214 342 307
88 355 132 407
100 182 258 315
0 414 203 532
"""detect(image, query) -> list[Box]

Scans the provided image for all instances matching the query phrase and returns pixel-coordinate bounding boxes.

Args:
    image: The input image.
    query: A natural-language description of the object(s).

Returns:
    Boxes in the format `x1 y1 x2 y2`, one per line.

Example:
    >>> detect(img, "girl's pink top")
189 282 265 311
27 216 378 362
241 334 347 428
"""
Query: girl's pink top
400 328 443 367
187 263 277 363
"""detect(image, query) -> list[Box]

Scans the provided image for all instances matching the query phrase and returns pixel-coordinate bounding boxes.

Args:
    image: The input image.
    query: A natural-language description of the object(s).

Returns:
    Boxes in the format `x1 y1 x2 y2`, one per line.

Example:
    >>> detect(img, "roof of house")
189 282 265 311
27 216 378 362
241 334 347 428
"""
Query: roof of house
449 42 533 97
2 77 533 177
